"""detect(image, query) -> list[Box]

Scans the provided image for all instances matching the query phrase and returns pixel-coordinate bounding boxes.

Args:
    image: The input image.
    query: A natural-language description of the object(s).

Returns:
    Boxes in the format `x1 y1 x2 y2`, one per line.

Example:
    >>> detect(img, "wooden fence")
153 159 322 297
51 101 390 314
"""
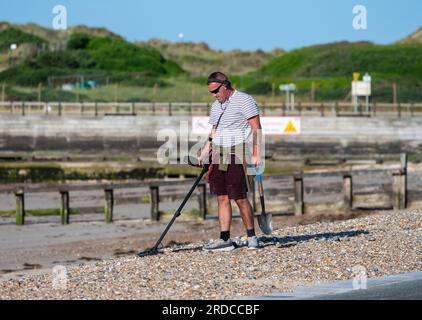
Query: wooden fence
1 154 409 226
1 101 422 117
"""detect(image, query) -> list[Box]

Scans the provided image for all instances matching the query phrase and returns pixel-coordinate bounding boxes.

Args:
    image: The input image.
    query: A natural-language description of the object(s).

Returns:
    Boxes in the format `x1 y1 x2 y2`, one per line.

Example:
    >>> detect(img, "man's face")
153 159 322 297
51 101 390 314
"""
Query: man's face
208 82 228 103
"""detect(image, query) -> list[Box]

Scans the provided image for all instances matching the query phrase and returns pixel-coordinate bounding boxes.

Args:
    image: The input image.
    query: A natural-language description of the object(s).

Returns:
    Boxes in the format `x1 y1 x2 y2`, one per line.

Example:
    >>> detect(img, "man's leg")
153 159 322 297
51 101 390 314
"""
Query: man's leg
203 194 235 251
217 195 232 233
235 198 254 230
235 198 260 249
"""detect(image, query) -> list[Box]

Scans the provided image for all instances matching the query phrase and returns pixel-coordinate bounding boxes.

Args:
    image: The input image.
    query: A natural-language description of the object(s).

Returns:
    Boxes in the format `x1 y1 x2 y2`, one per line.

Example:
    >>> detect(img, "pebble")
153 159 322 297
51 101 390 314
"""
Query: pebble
0 208 421 300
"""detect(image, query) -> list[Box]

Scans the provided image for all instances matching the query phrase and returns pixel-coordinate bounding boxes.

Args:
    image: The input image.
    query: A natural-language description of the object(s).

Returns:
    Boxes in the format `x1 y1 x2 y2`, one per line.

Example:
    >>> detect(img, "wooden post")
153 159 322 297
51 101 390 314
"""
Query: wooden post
104 188 114 223
60 190 70 225
311 82 315 102
131 102 135 115
80 102 84 115
410 103 414 117
94 102 98 117
58 102 62 116
393 82 397 105
150 185 160 221
191 84 195 107
38 82 42 103
282 103 286 116
342 173 353 209
320 103 324 117
21 102 25 116
397 102 401 119
1 82 5 102
197 183 207 220
401 153 408 174
15 189 25 225
298 102 302 116
152 83 158 106
169 103 172 116
372 102 377 117
114 83 118 107
393 173 406 210
392 153 407 210
293 174 304 216
334 101 339 117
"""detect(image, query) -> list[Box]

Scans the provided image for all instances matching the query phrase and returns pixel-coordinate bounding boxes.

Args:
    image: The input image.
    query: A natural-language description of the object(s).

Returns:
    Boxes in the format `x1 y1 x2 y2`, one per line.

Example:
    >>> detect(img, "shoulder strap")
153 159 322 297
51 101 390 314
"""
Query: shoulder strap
215 103 225 130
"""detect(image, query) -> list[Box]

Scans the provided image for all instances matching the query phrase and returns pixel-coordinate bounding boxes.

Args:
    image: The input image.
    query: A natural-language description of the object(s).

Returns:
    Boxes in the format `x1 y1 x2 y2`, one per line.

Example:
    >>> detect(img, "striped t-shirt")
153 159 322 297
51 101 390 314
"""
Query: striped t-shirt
209 90 260 148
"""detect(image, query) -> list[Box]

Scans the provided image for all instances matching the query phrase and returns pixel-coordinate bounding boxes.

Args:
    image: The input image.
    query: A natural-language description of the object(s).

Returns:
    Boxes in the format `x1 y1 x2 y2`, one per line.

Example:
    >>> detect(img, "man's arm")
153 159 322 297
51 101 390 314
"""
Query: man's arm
247 115 262 168
199 126 216 166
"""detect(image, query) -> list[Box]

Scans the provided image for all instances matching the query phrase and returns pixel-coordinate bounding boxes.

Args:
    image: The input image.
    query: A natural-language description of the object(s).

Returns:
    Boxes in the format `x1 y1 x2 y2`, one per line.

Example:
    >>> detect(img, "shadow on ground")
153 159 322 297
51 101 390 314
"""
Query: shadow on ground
165 229 370 253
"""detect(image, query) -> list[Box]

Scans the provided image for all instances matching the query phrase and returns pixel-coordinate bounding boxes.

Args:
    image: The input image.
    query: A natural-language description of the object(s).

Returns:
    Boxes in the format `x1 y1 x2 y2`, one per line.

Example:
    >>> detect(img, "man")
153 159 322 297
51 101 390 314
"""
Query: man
199 72 263 251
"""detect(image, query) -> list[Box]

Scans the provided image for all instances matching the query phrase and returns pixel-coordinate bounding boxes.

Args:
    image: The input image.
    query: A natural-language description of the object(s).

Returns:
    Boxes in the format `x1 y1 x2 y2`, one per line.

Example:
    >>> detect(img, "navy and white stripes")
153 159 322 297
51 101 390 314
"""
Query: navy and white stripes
209 91 259 148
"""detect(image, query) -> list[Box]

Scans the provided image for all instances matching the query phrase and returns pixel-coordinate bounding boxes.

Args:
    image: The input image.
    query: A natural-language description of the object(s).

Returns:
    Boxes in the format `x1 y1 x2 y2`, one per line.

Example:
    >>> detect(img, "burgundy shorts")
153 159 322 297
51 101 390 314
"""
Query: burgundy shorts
209 154 248 200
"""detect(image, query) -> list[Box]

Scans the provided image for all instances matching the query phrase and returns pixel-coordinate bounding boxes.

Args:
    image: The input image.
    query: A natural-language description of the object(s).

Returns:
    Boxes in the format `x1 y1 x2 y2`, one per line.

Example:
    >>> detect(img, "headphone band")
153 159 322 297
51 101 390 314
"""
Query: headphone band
207 78 231 87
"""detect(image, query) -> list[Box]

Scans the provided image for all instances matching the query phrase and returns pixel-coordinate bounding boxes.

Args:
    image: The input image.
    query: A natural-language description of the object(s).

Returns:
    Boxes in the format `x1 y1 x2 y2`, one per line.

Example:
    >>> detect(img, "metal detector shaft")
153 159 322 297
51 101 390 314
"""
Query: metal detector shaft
138 164 209 256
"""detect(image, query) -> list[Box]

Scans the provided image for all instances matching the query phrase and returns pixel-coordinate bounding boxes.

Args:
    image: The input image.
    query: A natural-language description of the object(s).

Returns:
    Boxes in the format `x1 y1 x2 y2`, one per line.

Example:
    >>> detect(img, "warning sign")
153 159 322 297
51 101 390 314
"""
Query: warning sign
192 116 301 136
284 121 298 134
261 117 301 135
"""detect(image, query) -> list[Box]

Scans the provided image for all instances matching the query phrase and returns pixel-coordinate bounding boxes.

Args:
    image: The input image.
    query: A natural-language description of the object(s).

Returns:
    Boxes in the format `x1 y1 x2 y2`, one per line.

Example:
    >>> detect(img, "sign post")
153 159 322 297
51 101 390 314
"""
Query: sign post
279 83 296 111
352 72 371 113
362 72 372 113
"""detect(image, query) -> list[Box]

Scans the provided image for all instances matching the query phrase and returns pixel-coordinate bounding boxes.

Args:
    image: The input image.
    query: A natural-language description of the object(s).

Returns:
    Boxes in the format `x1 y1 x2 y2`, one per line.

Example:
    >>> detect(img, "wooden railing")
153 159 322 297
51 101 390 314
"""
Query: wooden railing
0 101 422 117
1 154 409 226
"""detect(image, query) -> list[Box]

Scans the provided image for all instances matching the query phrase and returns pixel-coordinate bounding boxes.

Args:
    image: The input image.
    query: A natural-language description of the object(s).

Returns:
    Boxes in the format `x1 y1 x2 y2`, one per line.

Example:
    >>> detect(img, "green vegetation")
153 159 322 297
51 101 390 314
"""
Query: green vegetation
4 84 87 101
242 42 422 101
0 23 421 103
0 162 164 183
141 195 150 204
0 208 79 217
257 42 422 79
139 39 284 77
0 27 46 51
86 36 181 75
0 31 185 90
0 158 336 184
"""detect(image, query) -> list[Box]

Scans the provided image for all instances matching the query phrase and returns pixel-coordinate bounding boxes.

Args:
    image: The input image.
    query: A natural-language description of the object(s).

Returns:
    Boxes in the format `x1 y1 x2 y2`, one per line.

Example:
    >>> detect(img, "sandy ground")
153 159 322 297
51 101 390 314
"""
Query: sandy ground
0 208 420 300
1 167 414 279
0 208 372 279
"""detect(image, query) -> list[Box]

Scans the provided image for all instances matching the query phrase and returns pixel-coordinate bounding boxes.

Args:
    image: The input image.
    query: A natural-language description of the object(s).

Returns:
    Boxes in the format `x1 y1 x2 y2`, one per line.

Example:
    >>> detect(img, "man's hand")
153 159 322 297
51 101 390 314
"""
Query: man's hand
199 128 216 167
251 154 262 168
198 141 211 167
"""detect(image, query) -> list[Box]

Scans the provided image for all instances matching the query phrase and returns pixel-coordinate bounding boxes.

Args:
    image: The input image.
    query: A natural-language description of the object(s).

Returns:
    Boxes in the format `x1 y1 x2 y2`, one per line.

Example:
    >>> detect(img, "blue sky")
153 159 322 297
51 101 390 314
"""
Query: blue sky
0 0 421 51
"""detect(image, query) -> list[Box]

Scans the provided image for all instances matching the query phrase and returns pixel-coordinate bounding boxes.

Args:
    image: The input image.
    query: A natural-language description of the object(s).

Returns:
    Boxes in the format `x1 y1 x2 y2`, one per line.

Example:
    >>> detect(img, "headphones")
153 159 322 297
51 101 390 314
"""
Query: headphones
207 78 232 88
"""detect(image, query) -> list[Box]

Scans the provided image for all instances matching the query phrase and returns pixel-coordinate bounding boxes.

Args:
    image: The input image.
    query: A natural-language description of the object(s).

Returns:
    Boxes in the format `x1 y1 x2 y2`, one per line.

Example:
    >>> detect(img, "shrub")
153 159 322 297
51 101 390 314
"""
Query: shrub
67 33 92 50
244 81 272 95
0 27 45 51
28 51 96 69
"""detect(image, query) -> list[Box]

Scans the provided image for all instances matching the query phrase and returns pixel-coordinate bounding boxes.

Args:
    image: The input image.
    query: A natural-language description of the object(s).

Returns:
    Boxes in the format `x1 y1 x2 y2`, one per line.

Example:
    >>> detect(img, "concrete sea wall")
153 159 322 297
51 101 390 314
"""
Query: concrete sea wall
0 115 421 159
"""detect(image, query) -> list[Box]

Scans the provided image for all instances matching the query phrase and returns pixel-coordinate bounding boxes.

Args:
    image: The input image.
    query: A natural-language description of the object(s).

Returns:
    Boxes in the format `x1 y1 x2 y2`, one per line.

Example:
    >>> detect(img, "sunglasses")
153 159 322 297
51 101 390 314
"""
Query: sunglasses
209 83 223 94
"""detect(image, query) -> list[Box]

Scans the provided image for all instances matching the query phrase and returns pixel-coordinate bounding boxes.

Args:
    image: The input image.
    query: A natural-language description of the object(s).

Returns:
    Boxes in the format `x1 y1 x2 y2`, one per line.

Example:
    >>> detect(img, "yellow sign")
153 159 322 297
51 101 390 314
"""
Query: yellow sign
353 72 361 81
284 121 298 134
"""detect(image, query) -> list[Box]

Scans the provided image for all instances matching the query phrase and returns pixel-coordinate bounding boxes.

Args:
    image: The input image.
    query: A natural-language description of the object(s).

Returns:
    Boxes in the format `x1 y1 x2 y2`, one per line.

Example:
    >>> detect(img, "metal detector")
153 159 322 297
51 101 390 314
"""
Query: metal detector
137 156 209 257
